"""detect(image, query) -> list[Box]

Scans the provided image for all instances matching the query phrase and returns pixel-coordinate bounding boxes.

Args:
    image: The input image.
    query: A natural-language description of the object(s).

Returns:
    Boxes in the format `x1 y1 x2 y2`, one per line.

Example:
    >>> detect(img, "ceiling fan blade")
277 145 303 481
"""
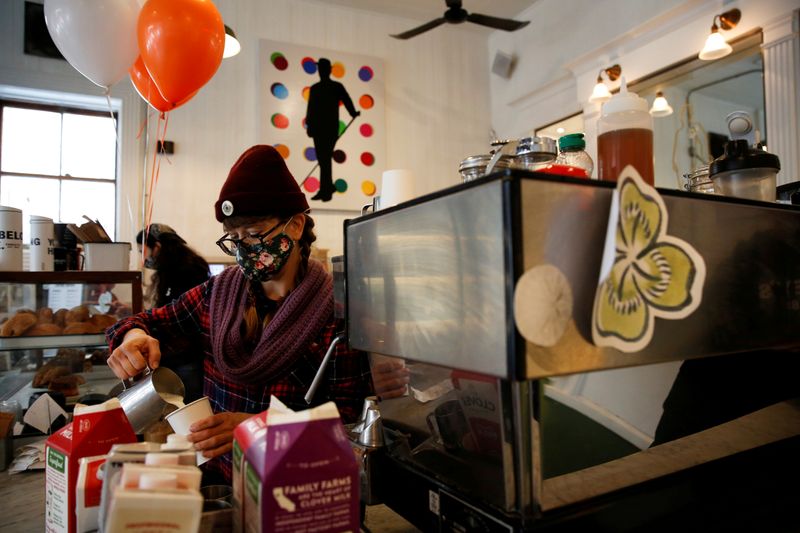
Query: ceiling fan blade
390 17 447 39
466 12 530 32
445 0 462 8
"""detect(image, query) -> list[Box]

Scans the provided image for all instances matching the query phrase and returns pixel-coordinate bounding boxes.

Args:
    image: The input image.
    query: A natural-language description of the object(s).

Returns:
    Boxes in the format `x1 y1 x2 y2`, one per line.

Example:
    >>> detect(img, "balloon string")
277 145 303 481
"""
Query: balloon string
136 109 155 140
104 89 119 141
146 113 169 227
144 113 163 246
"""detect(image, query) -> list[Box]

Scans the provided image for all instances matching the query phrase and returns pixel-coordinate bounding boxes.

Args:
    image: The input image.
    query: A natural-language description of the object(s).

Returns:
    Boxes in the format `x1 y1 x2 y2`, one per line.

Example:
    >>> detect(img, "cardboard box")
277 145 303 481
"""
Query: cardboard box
243 397 360 533
76 455 105 533
45 399 136 533
232 411 268 533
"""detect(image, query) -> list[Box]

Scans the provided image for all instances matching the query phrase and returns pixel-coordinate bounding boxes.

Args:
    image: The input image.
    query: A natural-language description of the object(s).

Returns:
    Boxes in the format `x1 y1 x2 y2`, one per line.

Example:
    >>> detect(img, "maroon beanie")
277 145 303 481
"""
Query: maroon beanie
215 145 309 222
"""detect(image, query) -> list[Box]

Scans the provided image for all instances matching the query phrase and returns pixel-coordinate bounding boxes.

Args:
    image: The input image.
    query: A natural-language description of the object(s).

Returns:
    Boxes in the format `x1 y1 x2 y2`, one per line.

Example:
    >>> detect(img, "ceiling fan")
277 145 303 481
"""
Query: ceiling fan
390 0 530 40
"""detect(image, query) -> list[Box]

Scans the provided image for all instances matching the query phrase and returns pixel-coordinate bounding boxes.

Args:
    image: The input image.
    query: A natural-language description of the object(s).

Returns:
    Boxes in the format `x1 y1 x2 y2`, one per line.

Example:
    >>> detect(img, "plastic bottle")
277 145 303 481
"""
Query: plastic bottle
555 133 594 178
597 77 654 185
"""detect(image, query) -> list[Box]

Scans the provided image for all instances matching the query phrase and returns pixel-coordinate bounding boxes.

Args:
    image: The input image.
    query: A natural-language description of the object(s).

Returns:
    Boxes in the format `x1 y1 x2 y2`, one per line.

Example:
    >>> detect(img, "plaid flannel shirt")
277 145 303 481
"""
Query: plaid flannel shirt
106 277 374 482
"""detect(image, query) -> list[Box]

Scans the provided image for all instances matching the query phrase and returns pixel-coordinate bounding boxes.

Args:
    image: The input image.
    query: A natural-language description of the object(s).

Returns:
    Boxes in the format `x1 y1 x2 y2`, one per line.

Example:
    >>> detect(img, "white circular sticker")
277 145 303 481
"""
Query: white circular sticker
221 200 234 216
514 264 573 347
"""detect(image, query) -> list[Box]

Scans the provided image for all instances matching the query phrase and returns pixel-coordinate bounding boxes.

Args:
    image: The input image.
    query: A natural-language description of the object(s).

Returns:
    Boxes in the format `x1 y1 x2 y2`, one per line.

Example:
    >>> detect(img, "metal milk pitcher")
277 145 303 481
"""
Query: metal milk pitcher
114 366 185 433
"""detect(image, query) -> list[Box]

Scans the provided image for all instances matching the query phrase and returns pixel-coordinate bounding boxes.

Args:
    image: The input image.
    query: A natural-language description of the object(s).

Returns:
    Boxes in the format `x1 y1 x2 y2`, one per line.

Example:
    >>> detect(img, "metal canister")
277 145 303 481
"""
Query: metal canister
513 136 557 171
459 153 514 182
683 165 714 194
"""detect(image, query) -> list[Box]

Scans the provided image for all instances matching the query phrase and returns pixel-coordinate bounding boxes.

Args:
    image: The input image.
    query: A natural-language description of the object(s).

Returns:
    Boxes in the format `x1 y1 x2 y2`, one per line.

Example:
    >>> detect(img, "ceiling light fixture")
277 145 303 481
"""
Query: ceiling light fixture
698 8 740 61
588 64 621 104
223 25 241 59
649 91 674 117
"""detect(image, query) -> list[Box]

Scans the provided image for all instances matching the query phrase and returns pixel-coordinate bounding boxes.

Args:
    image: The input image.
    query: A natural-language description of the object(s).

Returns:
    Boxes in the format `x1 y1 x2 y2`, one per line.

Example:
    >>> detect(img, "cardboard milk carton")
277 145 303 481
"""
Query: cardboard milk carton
76 455 106 533
243 397 360 533
45 399 137 533
232 411 268 533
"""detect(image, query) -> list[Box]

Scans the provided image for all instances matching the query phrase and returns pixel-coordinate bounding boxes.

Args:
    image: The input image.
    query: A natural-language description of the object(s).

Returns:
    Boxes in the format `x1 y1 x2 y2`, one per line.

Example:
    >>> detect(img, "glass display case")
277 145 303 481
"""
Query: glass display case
0 271 142 407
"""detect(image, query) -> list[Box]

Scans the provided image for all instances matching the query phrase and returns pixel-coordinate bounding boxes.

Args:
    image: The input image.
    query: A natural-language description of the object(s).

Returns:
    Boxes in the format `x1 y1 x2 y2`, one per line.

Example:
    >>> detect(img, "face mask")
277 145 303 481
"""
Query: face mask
234 219 295 282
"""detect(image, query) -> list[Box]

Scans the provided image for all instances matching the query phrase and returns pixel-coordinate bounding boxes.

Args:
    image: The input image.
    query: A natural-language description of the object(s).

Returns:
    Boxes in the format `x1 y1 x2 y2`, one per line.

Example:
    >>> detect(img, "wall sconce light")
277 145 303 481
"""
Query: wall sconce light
588 64 621 103
698 8 740 60
649 91 673 117
223 25 241 59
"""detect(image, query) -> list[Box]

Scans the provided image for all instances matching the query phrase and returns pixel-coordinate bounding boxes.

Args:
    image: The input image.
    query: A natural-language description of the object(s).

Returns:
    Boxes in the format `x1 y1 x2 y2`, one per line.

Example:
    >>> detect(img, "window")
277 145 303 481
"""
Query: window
0 101 117 238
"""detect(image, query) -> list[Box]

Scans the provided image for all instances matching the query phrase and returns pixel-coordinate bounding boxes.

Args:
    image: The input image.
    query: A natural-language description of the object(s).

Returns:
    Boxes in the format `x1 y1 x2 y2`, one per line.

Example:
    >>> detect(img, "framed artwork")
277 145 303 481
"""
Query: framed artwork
259 40 386 211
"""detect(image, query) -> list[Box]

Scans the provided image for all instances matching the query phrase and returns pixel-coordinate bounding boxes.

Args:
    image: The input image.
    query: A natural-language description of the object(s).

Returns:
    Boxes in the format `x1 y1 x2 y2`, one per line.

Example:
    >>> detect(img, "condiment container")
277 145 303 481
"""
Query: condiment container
683 165 715 194
512 136 557 171
709 140 780 202
597 77 654 184
459 153 514 182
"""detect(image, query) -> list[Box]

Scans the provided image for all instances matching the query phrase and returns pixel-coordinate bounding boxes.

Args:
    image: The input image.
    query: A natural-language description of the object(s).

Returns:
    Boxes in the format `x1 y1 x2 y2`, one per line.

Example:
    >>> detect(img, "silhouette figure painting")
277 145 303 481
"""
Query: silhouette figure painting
305 58 360 202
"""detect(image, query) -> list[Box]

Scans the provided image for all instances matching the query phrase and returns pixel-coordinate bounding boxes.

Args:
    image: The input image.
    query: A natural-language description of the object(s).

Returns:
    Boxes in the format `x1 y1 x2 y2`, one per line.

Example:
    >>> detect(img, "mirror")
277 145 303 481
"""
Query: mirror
534 32 765 190
629 31 764 190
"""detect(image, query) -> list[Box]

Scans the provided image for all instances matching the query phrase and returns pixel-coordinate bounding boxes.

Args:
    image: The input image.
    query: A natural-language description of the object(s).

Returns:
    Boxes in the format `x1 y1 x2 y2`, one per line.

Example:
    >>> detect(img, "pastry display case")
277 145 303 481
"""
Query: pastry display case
0 271 142 405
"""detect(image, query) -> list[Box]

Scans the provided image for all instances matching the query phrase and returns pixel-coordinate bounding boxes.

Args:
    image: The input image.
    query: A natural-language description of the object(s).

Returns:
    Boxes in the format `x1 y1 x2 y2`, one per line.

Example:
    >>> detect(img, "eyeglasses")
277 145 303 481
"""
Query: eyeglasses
215 220 285 256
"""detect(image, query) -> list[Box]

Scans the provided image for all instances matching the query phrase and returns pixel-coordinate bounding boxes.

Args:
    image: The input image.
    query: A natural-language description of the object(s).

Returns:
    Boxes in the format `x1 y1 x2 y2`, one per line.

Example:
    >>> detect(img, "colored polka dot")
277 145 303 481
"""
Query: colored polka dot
362 180 377 196
331 62 345 78
271 52 288 71
302 57 317 74
304 147 317 161
338 120 347 136
360 152 374 166
333 150 346 163
302 86 310 101
358 66 374 82
273 144 290 159
271 113 289 129
334 179 348 193
360 124 373 137
359 94 374 109
304 177 320 193
270 83 288 99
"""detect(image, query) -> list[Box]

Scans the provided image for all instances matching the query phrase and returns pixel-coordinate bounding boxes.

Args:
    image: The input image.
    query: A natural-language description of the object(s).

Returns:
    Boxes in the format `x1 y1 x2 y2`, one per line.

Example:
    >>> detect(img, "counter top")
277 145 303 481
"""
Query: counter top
0 469 419 532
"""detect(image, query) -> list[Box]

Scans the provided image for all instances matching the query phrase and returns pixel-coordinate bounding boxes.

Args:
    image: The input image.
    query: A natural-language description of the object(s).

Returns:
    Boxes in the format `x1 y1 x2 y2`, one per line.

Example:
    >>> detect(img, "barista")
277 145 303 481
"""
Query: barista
106 145 374 483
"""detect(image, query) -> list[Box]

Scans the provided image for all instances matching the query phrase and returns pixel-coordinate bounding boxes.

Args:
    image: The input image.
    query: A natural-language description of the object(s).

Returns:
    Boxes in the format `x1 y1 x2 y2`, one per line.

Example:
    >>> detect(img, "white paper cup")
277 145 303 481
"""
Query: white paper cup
380 169 416 209
164 396 213 465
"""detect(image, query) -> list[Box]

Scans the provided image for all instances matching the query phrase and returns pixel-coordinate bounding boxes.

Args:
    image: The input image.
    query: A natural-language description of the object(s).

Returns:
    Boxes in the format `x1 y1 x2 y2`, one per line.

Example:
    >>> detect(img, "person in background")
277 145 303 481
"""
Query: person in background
135 223 211 402
107 145 375 484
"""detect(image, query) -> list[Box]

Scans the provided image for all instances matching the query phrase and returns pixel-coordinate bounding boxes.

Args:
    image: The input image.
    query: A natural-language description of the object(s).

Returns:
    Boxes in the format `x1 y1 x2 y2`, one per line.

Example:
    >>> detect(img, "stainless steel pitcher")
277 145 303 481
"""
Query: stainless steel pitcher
113 366 185 433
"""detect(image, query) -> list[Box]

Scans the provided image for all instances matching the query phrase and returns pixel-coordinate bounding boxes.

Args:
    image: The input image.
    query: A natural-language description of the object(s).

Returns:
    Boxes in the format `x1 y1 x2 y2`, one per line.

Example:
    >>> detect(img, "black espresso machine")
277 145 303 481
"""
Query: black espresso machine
340 169 800 531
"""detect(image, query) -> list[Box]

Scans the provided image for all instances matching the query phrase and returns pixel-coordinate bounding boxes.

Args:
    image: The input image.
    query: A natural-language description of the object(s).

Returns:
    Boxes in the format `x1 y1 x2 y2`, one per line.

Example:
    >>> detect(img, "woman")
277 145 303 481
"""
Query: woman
106 145 374 484
136 223 210 308
136 223 210 402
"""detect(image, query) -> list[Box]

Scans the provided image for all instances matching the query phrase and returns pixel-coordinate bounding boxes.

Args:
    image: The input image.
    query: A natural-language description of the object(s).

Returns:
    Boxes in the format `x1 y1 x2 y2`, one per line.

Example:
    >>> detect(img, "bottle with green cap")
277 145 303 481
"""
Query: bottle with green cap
597 77 654 184
555 133 594 178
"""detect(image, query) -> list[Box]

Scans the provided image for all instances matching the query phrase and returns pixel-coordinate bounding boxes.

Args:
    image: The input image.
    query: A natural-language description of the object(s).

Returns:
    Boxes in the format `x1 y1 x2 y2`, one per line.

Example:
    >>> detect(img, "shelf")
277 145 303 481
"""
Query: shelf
0 334 107 350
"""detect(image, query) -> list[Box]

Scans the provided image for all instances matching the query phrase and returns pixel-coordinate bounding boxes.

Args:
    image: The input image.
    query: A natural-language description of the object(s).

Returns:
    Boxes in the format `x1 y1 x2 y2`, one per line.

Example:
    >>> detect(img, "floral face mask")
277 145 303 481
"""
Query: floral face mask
234 219 295 282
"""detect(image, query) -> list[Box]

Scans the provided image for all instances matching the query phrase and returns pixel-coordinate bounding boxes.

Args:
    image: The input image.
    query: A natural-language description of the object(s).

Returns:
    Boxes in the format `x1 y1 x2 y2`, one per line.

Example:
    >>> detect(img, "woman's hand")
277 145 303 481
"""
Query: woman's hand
107 328 161 380
371 358 410 400
187 412 252 459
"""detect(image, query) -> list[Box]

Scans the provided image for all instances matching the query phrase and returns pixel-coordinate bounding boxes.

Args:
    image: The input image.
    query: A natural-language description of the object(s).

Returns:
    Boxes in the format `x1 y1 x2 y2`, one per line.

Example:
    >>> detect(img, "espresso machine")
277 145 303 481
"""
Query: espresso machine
341 170 800 531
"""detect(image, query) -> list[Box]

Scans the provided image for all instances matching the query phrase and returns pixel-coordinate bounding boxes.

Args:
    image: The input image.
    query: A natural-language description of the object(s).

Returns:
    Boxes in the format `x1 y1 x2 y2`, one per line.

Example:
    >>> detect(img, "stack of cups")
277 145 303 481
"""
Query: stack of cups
29 215 55 271
0 206 23 271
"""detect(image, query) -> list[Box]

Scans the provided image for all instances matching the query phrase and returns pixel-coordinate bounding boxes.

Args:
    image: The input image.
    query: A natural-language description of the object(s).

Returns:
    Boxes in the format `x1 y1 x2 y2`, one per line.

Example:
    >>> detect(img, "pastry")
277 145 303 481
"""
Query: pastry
63 321 101 334
32 365 70 388
24 323 64 336
0 311 37 337
53 308 69 327
37 307 54 324
89 313 117 330
49 374 86 397
65 305 90 324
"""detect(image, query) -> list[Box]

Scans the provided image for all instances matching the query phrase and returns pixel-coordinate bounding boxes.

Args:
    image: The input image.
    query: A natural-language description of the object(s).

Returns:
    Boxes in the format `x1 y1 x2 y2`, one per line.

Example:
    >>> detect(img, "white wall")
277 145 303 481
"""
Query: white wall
0 0 492 260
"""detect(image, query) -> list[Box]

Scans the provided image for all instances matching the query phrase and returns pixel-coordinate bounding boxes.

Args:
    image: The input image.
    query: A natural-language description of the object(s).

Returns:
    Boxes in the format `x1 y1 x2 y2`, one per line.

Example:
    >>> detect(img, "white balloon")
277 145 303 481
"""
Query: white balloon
44 0 141 89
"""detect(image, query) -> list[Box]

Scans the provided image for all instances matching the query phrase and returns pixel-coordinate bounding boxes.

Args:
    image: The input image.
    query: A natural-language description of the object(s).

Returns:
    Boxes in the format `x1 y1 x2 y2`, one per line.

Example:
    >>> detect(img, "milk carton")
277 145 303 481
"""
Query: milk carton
232 411 268 533
243 397 360 533
45 399 137 533
76 455 106 533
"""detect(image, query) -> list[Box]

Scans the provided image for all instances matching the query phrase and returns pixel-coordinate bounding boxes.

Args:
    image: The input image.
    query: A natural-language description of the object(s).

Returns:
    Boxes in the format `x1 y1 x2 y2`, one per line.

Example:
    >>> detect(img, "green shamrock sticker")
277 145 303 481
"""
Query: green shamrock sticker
592 167 706 352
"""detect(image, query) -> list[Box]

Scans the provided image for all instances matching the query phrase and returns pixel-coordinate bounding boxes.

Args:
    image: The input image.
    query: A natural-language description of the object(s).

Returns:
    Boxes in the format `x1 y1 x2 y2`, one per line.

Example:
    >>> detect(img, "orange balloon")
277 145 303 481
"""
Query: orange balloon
137 0 224 105
129 56 197 112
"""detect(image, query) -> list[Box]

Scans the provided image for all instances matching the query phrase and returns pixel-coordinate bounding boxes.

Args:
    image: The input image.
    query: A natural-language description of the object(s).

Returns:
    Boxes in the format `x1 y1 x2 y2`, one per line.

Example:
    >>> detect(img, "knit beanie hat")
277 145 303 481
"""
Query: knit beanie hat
215 145 309 222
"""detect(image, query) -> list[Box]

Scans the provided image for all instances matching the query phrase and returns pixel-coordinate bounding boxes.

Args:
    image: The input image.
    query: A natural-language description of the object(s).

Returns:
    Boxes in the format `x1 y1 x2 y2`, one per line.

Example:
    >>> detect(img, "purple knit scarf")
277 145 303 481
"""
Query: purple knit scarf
209 259 333 383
